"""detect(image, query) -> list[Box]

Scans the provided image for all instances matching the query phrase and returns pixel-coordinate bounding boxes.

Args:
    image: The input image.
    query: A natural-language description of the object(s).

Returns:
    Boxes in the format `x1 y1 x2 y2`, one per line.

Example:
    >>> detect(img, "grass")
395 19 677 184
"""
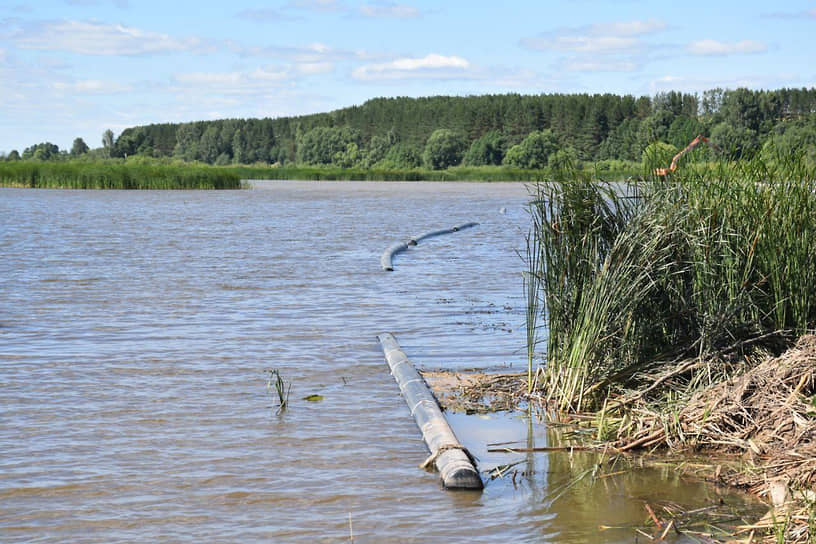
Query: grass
527 144 816 411
0 159 241 189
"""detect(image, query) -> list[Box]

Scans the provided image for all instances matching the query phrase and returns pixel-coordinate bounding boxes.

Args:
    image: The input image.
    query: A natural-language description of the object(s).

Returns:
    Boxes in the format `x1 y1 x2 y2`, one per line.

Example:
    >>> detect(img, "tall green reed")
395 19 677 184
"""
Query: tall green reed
529 144 816 411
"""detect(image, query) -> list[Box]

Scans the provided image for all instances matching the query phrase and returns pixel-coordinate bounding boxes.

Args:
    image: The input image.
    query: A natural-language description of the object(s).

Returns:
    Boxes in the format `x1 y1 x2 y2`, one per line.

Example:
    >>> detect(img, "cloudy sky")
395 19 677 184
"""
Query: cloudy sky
0 0 813 153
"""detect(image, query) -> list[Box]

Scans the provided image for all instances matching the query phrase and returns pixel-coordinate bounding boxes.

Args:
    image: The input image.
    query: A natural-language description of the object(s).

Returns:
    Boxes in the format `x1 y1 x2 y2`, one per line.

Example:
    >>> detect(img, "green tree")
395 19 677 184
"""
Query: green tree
198 125 221 164
70 137 90 157
463 130 506 166
641 141 678 173
296 126 360 165
503 129 559 169
173 123 202 161
548 146 578 170
762 120 816 166
365 133 396 166
667 116 703 149
636 109 674 150
382 143 421 168
102 129 115 154
333 142 363 168
7 149 20 161
22 142 60 161
423 129 466 169
711 122 759 159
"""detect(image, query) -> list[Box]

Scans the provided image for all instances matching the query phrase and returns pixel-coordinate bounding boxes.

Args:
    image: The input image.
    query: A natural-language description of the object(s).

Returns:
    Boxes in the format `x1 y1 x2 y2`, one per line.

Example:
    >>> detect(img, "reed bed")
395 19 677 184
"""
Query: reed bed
0 160 241 189
522 145 816 541
528 146 816 412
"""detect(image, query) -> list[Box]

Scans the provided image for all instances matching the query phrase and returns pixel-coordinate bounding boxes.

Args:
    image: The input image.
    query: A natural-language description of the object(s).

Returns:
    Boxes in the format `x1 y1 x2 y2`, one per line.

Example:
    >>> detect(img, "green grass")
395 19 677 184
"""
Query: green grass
0 159 241 189
528 145 816 411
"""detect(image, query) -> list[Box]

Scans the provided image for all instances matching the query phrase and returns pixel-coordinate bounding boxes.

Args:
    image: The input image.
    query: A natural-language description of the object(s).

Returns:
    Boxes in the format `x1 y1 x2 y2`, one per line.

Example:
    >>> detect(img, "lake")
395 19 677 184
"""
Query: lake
0 181 762 542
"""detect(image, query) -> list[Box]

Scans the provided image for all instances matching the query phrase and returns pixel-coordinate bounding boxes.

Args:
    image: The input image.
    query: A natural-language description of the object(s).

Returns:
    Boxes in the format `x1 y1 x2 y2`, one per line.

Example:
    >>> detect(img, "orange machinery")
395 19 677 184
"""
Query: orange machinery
654 135 719 176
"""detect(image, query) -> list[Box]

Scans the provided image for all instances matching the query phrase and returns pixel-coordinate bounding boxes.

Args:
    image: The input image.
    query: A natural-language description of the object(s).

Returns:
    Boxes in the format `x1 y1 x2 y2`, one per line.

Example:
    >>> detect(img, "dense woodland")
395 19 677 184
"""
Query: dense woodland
5 88 816 171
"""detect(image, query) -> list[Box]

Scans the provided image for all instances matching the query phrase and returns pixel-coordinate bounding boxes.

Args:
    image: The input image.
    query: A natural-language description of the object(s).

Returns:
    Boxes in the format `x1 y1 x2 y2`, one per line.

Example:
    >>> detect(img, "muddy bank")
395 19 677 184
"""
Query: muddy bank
422 335 816 542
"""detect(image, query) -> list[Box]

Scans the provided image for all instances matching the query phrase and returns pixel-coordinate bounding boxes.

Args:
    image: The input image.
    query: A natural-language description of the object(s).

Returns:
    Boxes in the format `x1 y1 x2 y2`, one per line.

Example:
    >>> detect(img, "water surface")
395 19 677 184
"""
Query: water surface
0 181 761 542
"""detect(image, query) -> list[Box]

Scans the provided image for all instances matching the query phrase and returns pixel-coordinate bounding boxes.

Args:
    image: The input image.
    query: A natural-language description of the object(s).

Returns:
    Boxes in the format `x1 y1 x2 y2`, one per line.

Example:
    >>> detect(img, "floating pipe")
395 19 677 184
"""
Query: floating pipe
377 333 483 490
409 222 479 245
380 241 409 271
381 222 479 271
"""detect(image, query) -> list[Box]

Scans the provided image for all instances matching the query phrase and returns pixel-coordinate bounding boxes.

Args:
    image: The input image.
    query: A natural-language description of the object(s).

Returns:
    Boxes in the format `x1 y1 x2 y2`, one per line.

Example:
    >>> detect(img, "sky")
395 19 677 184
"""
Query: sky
0 0 814 154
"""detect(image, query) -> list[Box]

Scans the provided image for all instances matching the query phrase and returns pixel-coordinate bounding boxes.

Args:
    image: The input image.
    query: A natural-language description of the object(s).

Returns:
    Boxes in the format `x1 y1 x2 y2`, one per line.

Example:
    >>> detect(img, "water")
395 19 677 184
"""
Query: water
0 181 762 542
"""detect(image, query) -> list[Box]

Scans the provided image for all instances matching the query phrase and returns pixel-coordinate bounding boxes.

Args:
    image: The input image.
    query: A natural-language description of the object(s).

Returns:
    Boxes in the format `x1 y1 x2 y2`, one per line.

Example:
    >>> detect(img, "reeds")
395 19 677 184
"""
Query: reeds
0 160 241 189
529 144 816 411
523 226 544 394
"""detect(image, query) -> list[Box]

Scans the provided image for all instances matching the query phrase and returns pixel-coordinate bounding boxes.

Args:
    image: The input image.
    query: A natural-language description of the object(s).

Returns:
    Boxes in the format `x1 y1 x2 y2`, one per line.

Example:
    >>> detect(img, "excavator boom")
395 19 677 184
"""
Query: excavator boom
654 135 719 176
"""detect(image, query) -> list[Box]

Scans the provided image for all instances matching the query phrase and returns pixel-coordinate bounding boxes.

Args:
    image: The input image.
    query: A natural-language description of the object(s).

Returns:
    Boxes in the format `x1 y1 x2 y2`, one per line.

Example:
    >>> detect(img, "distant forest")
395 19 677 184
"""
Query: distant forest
9 88 816 170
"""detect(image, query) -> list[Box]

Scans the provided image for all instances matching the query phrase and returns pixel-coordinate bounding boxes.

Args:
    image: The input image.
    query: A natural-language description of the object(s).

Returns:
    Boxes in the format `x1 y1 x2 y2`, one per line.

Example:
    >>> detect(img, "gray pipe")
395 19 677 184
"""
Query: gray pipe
381 222 479 271
380 241 409 271
377 333 483 490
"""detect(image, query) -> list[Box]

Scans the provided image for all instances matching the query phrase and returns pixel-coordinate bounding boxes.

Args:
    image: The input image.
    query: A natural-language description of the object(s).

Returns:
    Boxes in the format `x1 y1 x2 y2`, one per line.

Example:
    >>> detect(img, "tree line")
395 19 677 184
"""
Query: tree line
4 88 816 170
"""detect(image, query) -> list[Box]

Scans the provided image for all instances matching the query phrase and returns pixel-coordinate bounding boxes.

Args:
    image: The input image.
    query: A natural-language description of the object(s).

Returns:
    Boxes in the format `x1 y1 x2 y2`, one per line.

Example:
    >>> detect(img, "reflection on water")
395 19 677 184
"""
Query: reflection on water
0 182 761 542
451 411 765 543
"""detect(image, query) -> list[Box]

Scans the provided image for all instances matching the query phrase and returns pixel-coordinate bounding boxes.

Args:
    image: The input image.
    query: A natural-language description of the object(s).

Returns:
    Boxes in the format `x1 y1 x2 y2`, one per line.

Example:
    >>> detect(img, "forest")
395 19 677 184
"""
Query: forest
4 87 816 173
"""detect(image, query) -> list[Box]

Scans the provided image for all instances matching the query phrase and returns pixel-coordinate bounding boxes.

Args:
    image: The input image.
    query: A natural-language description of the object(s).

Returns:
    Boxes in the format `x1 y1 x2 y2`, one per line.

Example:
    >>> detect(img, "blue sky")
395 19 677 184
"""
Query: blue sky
0 0 814 154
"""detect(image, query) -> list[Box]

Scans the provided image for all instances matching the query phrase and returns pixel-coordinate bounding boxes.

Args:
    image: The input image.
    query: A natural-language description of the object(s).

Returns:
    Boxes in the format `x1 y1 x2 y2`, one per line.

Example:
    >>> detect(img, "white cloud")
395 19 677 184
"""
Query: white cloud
360 2 420 19
297 61 334 74
522 18 666 52
523 19 667 75
15 20 209 56
591 19 667 36
686 39 767 56
544 35 639 53
52 79 132 93
175 66 289 88
353 53 471 80
240 42 353 64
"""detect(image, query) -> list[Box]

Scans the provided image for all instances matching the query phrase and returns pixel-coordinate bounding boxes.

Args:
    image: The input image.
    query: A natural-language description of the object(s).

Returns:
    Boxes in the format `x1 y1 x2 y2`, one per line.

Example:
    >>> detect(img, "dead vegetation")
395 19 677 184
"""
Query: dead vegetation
608 336 816 490
423 336 816 541
420 370 526 414
606 335 816 542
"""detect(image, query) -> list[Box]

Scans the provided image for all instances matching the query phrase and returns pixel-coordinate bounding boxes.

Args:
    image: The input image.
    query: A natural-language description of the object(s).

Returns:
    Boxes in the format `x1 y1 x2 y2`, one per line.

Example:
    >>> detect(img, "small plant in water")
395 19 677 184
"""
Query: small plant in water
266 368 291 415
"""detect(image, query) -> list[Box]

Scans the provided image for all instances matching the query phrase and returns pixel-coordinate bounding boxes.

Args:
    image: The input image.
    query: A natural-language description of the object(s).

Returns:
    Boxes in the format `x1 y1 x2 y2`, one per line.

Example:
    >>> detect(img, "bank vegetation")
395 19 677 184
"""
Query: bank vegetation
524 145 816 541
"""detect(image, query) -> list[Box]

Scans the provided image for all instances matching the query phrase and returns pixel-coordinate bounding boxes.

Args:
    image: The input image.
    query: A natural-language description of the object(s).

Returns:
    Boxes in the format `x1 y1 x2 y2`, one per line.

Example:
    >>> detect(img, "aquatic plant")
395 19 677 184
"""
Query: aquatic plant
266 368 291 414
528 144 816 411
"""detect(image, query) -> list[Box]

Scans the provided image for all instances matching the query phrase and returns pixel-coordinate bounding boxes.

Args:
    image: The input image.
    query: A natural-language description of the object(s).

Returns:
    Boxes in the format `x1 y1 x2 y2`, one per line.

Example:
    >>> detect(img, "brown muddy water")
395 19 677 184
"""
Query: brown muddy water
0 181 763 542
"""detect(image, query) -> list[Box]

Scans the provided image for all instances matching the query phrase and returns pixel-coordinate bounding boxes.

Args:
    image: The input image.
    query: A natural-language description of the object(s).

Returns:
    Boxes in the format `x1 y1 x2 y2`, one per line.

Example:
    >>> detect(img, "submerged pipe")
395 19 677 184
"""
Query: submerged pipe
377 333 483 490
381 222 479 271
